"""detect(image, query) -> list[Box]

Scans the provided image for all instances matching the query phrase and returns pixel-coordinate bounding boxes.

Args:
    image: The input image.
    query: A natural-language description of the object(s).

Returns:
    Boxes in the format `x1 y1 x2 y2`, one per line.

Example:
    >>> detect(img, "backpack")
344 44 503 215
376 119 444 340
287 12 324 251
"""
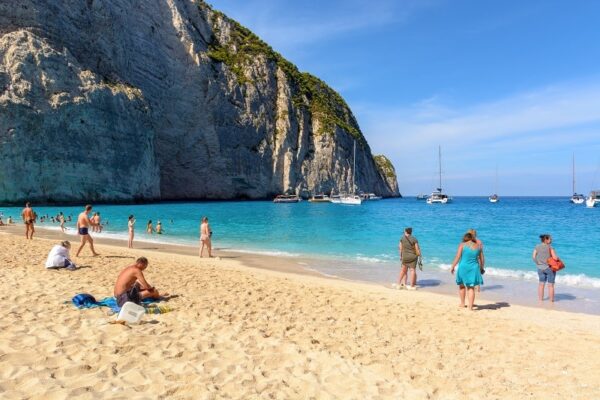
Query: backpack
72 293 97 308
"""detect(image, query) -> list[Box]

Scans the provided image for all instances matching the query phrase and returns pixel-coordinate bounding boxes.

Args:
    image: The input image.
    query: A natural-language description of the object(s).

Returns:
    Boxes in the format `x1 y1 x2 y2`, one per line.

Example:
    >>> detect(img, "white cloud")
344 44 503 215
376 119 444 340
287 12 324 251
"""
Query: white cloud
356 79 600 195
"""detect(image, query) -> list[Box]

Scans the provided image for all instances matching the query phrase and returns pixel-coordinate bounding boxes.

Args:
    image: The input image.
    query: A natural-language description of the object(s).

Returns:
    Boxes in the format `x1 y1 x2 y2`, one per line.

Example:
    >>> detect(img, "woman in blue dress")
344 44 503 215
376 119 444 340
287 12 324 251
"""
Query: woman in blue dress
450 232 484 310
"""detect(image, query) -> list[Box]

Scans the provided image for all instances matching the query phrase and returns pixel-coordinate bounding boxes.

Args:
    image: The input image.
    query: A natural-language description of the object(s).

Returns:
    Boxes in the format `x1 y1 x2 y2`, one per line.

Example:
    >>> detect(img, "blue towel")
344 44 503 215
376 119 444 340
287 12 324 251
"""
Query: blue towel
72 295 162 313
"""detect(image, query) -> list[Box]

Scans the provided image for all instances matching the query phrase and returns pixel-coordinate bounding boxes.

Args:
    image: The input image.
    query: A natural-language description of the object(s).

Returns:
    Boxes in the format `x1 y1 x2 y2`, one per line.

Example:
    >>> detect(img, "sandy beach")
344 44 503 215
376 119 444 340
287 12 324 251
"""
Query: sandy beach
1 227 600 399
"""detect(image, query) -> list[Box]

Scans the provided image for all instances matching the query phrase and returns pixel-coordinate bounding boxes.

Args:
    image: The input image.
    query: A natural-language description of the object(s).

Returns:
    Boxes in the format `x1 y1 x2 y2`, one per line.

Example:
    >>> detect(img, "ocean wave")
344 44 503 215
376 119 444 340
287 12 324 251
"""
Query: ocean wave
431 262 600 289
229 249 301 258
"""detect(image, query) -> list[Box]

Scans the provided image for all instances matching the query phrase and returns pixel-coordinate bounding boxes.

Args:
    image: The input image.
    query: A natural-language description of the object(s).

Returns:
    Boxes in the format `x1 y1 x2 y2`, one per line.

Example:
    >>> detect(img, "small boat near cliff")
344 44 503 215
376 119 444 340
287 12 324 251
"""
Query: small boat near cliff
308 194 330 203
338 141 363 205
273 194 301 203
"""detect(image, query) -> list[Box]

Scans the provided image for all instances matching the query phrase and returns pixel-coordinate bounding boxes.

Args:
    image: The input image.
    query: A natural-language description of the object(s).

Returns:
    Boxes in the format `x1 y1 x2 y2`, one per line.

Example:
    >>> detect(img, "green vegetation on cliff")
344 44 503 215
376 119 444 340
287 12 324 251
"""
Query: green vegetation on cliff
373 155 396 179
199 1 363 141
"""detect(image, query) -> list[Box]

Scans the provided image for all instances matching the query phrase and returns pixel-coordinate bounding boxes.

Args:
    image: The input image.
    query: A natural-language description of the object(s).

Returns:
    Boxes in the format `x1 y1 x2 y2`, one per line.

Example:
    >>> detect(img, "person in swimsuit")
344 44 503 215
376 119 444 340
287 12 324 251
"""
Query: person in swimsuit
21 202 35 239
199 216 212 257
114 257 162 307
396 227 421 290
156 220 163 234
532 234 559 302
128 215 136 248
75 204 99 257
59 212 66 232
450 232 485 310
146 220 154 234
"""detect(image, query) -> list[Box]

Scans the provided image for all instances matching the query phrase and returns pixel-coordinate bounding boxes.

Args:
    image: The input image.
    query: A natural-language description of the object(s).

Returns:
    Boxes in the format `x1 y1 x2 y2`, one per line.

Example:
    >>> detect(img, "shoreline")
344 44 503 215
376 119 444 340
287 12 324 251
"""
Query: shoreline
2 224 599 316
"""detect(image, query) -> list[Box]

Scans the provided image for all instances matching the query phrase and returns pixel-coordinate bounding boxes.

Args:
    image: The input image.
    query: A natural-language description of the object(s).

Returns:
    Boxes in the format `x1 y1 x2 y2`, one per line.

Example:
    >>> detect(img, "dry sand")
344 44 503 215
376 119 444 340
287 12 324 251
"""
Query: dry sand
1 228 599 399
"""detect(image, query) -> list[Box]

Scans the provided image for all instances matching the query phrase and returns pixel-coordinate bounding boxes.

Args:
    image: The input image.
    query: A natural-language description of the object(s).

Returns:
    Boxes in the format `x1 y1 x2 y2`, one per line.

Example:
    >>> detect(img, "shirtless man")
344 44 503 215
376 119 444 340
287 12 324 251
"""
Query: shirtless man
114 257 162 307
75 204 99 256
21 202 35 239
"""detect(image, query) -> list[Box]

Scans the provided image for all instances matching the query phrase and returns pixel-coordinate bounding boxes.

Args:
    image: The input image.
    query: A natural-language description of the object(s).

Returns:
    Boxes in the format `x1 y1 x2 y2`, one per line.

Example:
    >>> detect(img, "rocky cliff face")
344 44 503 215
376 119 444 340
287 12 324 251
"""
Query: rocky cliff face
0 0 399 203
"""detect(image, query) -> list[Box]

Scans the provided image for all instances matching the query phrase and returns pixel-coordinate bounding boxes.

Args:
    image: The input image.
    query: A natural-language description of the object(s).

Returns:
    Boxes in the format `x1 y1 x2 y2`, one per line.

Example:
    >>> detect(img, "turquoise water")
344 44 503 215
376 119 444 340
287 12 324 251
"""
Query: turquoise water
2 197 599 290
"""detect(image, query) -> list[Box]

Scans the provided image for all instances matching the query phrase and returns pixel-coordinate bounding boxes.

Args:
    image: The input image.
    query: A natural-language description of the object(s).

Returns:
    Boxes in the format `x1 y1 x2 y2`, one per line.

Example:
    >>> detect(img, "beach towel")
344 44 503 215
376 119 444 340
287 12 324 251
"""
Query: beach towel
71 294 171 313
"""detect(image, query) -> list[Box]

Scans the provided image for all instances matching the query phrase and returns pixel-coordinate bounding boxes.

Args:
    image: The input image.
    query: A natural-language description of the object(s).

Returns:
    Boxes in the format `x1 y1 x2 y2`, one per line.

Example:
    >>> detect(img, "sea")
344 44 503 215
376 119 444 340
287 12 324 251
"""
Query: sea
2 197 599 313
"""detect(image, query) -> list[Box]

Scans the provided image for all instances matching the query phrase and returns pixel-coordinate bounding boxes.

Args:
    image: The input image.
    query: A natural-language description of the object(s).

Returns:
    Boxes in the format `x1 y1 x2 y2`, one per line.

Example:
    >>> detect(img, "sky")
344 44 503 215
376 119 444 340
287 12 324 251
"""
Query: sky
208 0 600 195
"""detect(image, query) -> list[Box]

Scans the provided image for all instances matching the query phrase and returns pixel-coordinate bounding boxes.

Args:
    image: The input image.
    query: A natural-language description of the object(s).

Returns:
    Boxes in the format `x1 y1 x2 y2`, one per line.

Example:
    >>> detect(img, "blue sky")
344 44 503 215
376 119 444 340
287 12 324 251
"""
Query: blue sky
209 0 600 195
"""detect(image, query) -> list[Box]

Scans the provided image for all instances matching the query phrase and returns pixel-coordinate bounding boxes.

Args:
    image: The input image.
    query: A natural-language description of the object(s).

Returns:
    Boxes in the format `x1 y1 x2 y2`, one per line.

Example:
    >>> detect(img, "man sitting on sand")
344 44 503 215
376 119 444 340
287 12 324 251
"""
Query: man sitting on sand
75 204 99 257
114 257 163 307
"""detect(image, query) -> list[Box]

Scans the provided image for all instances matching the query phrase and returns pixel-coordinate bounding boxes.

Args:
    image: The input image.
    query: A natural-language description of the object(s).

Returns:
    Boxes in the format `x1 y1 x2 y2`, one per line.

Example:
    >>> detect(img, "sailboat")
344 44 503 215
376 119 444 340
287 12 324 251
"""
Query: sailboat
489 166 499 203
426 146 452 204
339 141 362 205
570 154 585 204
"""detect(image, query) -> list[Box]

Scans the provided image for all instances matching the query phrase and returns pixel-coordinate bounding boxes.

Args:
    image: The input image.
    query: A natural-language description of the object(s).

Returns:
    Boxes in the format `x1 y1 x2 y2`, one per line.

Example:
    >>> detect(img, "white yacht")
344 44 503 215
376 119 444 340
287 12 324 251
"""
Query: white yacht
308 194 330 203
339 141 363 205
273 194 301 203
361 193 382 201
426 146 452 204
586 191 600 208
570 154 585 204
489 165 499 203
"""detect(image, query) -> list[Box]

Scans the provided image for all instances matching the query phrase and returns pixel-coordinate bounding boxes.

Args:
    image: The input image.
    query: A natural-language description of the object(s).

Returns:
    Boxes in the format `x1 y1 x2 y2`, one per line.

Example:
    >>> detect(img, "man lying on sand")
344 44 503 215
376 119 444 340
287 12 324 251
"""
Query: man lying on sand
114 257 163 307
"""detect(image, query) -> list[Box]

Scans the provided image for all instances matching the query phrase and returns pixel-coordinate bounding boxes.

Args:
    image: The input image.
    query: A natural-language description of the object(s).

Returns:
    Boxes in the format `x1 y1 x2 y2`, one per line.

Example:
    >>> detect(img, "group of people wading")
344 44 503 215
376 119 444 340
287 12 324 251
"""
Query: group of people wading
396 227 561 310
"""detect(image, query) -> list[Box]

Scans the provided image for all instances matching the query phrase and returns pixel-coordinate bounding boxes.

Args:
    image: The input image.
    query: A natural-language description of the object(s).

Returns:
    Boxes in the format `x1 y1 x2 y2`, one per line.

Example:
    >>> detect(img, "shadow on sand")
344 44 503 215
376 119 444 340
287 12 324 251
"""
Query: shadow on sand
418 279 442 288
481 284 504 291
475 302 510 311
554 293 577 301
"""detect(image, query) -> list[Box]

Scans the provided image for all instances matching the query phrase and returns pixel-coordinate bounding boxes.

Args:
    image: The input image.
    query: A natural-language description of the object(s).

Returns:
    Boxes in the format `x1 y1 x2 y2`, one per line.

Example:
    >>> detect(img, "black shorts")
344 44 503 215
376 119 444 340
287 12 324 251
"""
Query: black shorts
116 283 141 307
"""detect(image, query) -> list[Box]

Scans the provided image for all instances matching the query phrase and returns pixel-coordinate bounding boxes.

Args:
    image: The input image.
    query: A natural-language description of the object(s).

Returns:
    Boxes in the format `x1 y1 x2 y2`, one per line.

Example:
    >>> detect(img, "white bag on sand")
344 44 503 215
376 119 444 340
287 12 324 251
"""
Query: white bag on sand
117 302 145 324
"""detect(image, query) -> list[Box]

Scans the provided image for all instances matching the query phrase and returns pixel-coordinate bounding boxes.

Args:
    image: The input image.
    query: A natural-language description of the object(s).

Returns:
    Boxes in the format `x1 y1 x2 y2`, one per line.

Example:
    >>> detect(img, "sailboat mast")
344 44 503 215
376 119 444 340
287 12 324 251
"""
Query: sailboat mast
572 153 576 194
438 145 442 190
353 141 356 194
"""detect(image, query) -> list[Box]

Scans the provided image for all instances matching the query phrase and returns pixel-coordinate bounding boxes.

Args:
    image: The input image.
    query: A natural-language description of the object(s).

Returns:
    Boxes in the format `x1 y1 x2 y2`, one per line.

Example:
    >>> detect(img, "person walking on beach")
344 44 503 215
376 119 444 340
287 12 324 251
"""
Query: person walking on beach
114 257 163 307
75 204 99 257
450 232 484 310
199 216 212 258
395 227 421 290
468 229 485 292
128 215 136 249
146 220 154 234
21 202 35 239
532 234 559 302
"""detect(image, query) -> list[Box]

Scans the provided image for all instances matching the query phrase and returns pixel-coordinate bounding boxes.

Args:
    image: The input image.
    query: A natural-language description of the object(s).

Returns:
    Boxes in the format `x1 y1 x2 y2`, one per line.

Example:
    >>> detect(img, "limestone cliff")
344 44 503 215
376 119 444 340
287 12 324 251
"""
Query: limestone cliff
0 0 400 203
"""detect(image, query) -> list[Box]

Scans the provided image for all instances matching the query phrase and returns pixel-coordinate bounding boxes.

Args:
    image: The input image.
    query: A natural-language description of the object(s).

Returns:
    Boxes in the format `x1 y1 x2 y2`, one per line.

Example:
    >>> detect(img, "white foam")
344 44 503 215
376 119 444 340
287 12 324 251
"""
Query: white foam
229 249 301 258
430 262 600 289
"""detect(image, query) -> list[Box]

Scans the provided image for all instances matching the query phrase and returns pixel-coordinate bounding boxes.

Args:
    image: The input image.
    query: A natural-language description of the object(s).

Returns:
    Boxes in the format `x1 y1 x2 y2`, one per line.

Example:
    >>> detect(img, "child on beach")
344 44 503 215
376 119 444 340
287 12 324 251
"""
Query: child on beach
45 241 77 270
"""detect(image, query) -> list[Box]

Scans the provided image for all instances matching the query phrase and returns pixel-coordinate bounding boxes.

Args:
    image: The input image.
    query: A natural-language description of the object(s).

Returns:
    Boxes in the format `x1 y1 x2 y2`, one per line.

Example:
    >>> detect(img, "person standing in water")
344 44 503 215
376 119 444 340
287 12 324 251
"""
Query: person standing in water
156 220 163 234
75 204 99 257
21 202 35 239
146 220 154 234
59 212 66 232
128 215 136 249
395 227 421 290
450 232 484 310
199 216 212 257
532 234 559 302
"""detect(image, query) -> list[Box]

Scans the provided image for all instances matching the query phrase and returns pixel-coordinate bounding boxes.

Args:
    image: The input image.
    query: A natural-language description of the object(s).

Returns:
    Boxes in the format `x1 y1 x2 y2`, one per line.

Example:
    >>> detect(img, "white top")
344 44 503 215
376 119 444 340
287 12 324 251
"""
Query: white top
45 245 71 268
